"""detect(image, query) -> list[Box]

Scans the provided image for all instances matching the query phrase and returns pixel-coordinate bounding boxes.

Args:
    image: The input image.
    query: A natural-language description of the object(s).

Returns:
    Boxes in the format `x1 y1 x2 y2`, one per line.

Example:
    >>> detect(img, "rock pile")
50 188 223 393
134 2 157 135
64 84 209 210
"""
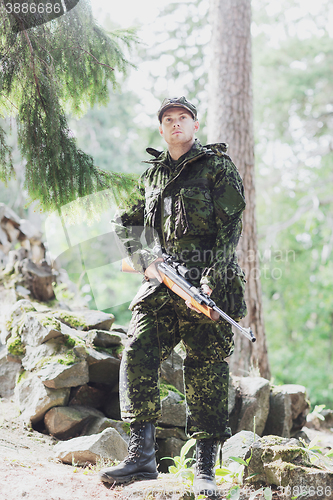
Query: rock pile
0 295 312 471
0 203 55 302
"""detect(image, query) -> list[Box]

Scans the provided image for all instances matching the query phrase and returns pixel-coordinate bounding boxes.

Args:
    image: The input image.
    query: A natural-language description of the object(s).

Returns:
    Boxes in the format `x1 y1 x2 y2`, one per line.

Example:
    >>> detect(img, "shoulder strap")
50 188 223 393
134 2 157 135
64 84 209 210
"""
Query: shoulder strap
204 142 229 158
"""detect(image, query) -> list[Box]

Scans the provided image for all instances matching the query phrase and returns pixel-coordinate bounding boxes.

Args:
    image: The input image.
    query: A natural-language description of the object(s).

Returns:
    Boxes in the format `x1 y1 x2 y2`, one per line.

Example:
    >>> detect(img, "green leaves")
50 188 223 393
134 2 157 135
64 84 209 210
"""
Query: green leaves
0 0 139 211
162 438 196 483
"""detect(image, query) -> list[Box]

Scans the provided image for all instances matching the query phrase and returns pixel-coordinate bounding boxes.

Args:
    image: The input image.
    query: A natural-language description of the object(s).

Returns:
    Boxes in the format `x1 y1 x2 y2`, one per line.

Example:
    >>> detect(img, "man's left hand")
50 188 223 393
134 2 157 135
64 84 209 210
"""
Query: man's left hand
185 285 220 321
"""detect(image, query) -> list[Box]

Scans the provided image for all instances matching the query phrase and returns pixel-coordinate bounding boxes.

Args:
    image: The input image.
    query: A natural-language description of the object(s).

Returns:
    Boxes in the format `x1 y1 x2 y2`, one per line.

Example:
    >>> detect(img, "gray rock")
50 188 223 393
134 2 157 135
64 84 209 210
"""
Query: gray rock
55 309 115 331
321 409 333 429
54 427 128 465
111 324 128 334
84 418 130 444
264 384 309 438
160 350 184 394
21 339 62 371
103 392 121 420
157 437 187 473
44 405 105 439
244 435 333 494
0 346 22 397
244 436 307 484
80 329 125 347
282 384 310 432
15 374 70 424
156 427 187 440
158 391 186 428
263 387 293 437
228 374 240 415
20 312 63 347
7 299 37 325
37 360 89 389
69 384 105 409
83 417 115 436
86 347 120 386
236 376 270 436
221 430 260 466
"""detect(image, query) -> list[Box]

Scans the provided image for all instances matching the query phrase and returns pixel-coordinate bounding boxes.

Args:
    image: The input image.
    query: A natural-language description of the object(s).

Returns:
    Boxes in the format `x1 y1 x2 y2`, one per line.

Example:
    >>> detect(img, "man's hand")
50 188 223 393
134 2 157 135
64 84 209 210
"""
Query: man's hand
185 285 220 321
144 257 164 282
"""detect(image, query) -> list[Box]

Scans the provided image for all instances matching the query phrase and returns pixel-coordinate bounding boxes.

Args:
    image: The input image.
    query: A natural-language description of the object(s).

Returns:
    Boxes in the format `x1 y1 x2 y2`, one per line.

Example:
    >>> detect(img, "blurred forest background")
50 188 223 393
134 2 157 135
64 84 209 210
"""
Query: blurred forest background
1 0 333 408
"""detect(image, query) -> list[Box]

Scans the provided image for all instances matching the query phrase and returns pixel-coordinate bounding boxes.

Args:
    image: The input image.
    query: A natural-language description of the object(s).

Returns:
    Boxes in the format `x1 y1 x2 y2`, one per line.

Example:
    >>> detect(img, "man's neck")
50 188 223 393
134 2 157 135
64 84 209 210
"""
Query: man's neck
168 139 195 161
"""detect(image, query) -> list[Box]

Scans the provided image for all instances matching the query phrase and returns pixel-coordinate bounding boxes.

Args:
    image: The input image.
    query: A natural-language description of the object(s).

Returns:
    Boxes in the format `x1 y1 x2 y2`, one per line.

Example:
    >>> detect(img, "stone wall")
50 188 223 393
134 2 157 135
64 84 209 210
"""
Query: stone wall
0 295 311 472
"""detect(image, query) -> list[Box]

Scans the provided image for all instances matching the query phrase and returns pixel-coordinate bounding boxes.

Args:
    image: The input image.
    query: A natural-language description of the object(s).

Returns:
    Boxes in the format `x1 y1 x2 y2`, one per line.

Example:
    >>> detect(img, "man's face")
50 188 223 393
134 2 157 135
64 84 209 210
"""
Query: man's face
159 108 199 148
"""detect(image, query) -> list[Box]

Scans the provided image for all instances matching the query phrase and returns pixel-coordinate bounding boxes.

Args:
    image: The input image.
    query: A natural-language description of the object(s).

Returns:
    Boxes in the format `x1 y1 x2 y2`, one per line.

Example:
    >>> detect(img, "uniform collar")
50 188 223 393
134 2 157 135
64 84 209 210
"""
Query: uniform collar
145 139 206 166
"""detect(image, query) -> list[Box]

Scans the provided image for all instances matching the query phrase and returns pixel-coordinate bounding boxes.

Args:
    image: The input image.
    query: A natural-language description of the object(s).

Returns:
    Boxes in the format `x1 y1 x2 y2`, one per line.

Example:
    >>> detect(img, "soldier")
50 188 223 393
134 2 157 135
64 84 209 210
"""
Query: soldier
100 97 247 496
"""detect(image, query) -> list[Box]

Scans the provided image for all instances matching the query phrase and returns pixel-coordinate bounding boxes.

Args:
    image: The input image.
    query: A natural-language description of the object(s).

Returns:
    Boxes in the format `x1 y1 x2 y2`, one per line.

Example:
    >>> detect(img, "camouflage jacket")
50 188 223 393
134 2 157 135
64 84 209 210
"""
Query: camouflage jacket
113 139 247 319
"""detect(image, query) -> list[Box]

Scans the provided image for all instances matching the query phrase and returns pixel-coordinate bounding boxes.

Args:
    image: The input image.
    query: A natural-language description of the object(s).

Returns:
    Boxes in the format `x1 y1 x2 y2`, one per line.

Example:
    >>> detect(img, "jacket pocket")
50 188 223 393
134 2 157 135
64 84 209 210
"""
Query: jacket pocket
175 186 216 238
224 263 247 321
211 262 247 321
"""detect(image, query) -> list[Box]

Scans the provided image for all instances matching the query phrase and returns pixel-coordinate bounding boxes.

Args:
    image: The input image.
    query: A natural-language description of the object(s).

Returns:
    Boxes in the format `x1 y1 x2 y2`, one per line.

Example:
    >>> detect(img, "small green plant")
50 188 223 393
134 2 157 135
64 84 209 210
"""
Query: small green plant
309 404 326 421
53 283 75 302
299 436 333 470
162 438 196 483
216 452 253 487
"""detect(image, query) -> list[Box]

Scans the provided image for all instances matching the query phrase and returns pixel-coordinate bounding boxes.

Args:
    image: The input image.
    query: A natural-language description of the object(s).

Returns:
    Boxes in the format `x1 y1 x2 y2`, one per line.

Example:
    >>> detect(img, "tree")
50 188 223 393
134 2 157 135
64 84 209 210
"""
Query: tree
0 0 139 212
252 0 333 405
208 0 270 378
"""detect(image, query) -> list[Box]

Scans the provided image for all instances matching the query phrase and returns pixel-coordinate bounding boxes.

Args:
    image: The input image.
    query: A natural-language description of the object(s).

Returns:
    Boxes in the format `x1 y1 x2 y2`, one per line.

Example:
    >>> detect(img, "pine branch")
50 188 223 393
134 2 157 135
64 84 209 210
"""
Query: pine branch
0 0 141 212
65 45 115 70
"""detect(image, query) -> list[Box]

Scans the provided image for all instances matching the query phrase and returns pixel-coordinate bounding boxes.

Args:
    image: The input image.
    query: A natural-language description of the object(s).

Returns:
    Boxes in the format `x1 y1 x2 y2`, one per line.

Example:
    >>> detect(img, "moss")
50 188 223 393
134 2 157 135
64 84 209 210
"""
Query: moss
159 380 185 400
37 314 61 331
121 422 131 435
7 336 26 356
64 335 76 348
54 311 87 329
17 370 29 384
94 345 122 357
57 350 77 365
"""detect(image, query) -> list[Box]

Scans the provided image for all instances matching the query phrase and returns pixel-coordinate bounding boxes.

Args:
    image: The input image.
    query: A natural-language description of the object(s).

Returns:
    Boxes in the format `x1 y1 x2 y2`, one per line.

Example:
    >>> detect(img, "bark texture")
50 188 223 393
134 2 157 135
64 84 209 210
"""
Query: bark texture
208 0 270 378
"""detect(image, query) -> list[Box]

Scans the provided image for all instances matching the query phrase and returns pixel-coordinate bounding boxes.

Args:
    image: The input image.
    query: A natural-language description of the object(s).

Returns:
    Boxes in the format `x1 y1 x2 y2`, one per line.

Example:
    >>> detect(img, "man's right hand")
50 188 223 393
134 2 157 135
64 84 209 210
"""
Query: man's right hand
144 257 164 282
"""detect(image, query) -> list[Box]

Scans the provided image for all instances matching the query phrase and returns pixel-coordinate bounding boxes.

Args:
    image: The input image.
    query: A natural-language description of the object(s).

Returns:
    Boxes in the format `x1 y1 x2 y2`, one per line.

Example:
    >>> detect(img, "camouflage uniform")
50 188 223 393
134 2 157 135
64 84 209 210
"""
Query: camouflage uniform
114 139 247 441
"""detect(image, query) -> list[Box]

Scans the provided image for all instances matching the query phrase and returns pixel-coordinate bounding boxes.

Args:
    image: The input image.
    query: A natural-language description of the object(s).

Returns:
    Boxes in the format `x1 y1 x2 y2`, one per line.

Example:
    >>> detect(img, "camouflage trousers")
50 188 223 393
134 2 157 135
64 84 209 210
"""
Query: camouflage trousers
119 286 234 440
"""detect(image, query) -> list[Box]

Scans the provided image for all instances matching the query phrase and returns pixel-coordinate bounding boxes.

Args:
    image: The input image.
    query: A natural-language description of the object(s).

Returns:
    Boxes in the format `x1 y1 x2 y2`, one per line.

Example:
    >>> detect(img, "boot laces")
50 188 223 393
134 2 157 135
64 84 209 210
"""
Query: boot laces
123 426 144 463
196 439 218 477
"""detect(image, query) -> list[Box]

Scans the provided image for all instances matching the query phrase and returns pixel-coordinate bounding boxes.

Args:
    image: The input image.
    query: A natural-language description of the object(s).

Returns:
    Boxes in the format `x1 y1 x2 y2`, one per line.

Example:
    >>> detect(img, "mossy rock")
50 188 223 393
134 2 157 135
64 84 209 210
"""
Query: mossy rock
7 335 26 356
160 380 185 400
54 311 88 330
245 435 314 485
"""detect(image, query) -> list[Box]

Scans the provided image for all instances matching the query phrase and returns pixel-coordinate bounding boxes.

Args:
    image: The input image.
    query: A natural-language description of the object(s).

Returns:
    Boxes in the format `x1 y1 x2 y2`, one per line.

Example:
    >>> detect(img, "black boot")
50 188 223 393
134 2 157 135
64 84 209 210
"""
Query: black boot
99 421 158 485
193 438 219 497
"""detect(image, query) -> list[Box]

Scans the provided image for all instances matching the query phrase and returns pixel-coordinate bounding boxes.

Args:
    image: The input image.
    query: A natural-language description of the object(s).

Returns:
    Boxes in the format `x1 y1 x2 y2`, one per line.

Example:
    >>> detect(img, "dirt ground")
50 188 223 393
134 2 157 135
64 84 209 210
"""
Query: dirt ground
0 398 122 500
1 396 333 500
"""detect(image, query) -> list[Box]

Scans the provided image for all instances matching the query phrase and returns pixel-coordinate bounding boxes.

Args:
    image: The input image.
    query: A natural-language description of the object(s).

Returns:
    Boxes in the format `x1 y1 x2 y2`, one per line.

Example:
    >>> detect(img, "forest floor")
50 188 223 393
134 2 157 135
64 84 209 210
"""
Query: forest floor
1 397 333 500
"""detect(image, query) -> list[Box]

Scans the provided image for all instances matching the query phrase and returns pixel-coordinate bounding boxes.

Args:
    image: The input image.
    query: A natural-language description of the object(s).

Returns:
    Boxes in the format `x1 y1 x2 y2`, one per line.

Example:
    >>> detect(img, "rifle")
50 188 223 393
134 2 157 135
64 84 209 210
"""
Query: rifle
122 253 256 343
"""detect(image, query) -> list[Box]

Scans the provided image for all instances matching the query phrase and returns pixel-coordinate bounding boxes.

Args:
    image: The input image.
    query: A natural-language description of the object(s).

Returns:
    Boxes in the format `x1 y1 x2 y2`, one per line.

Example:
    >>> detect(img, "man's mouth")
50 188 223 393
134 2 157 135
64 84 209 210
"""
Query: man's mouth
172 130 182 135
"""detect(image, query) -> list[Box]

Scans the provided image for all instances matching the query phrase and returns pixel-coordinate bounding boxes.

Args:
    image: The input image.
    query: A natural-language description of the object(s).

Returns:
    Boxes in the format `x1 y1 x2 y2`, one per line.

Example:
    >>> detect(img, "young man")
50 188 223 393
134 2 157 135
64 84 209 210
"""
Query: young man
100 97 247 495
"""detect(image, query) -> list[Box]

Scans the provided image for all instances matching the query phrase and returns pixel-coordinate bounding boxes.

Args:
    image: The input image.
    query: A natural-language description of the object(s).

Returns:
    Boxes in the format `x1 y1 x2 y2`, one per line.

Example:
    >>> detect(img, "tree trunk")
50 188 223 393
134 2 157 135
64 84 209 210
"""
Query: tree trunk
208 0 270 378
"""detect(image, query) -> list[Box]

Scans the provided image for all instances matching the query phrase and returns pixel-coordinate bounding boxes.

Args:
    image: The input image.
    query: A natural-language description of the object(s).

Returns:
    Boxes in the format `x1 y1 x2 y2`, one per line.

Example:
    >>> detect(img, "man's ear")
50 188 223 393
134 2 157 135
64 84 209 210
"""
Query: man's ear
194 120 200 133
159 125 163 136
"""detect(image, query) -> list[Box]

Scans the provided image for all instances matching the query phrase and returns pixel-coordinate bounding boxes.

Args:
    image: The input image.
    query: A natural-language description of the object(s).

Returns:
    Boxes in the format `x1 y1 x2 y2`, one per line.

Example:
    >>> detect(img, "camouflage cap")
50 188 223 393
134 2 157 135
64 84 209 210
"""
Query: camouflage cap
158 96 197 122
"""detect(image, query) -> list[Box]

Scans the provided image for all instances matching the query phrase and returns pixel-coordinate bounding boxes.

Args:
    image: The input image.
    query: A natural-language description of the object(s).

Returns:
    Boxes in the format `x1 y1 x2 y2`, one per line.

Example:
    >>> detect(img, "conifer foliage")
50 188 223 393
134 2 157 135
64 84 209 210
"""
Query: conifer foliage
0 0 139 211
